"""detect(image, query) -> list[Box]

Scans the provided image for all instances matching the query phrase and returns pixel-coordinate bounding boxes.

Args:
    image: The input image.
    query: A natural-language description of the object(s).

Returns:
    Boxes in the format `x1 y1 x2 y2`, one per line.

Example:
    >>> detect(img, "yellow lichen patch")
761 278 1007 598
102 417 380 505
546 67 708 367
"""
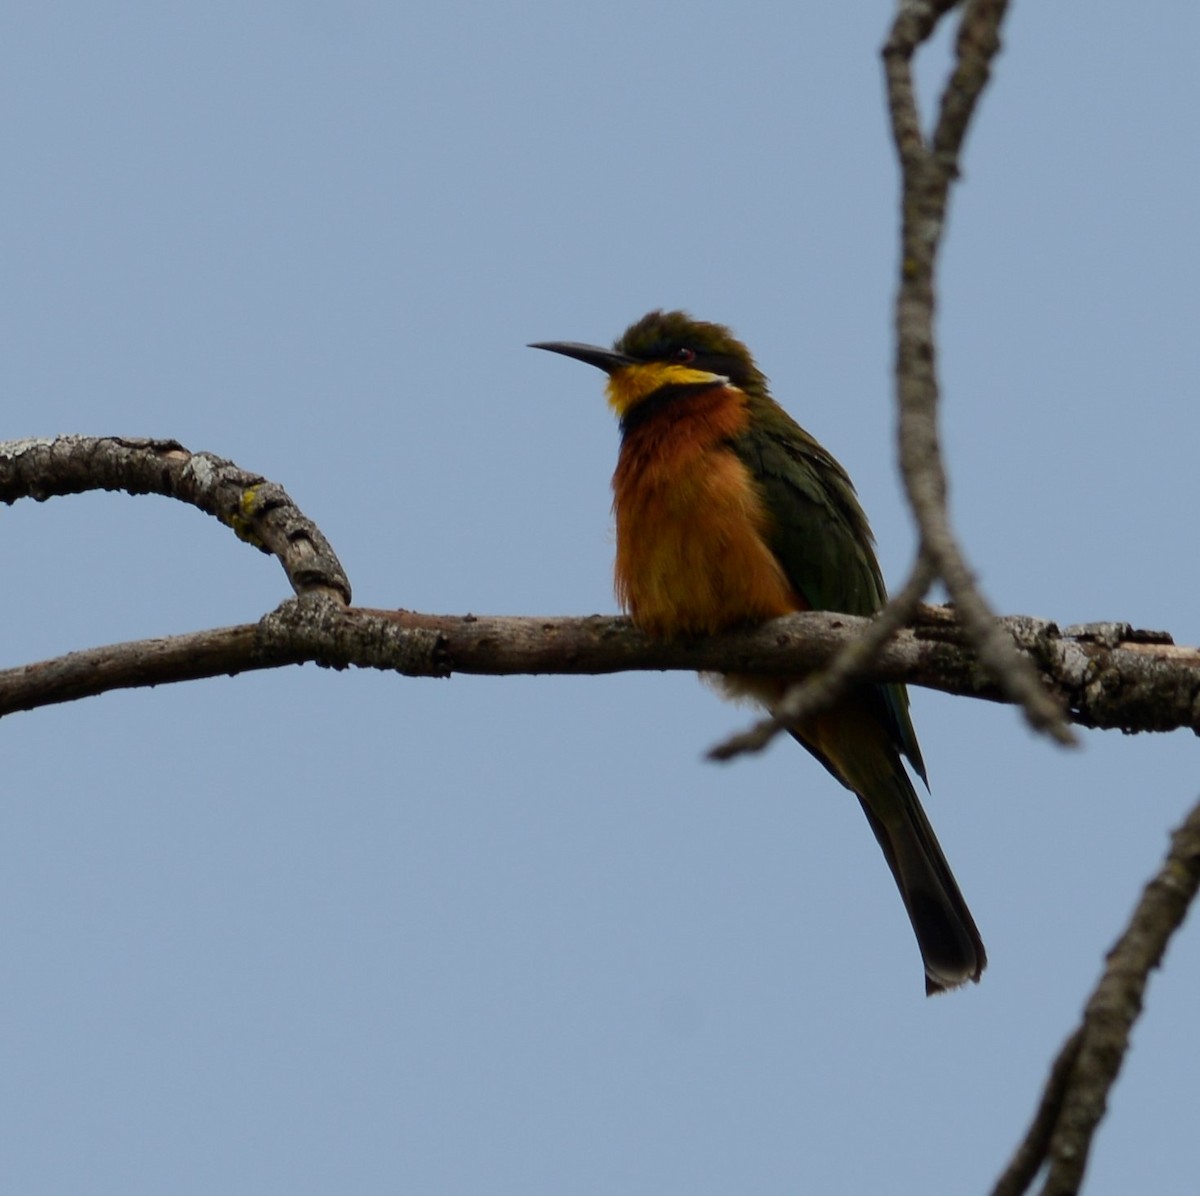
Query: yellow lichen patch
604 361 728 419
228 485 266 547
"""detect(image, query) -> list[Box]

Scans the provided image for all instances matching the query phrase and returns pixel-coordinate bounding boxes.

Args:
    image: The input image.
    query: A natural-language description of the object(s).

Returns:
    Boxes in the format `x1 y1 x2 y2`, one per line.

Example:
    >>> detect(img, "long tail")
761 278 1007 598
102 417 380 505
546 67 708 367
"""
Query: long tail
795 710 986 995
853 774 986 995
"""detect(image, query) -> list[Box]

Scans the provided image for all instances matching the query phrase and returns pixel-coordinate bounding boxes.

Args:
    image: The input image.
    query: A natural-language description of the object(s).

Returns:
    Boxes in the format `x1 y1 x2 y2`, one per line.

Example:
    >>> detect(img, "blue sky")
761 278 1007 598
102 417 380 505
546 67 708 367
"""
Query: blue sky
3 4 1198 1193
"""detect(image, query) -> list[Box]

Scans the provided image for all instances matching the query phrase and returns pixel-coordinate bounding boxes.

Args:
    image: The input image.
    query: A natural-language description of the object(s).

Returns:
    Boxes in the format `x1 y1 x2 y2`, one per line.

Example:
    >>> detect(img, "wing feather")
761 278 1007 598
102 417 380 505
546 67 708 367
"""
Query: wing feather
730 413 928 783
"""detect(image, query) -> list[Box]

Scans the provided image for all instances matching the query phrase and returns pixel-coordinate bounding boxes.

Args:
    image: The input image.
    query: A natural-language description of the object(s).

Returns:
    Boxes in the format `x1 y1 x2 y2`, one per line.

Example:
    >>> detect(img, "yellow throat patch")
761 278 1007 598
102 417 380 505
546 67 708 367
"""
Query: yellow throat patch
604 361 730 420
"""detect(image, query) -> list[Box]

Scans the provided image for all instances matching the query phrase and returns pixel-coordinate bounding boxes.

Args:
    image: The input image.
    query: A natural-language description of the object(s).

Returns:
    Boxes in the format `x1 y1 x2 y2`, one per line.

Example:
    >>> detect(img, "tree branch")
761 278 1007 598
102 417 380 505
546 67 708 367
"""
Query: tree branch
0 436 351 603
1 600 1196 735
882 1 1075 745
991 797 1200 1196
708 553 937 760
991 1030 1085 1196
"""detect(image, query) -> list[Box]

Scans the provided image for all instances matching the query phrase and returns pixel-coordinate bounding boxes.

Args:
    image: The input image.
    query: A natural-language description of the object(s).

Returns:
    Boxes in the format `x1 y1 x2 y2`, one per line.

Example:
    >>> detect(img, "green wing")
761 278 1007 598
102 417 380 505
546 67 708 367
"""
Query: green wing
730 408 927 783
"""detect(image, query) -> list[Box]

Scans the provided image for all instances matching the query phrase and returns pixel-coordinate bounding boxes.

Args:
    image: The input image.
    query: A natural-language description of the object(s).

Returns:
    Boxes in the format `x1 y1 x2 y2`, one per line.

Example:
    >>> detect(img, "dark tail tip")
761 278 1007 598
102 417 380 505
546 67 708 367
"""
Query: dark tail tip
911 889 987 996
852 790 987 997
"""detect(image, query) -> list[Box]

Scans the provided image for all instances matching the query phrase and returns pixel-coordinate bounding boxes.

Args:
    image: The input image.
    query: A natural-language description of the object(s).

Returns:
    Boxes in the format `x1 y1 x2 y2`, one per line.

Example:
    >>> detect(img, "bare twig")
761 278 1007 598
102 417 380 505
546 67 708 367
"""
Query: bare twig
991 1030 1085 1196
882 2 1075 745
991 798 1200 1196
713 0 1068 758
707 553 936 761
0 436 351 603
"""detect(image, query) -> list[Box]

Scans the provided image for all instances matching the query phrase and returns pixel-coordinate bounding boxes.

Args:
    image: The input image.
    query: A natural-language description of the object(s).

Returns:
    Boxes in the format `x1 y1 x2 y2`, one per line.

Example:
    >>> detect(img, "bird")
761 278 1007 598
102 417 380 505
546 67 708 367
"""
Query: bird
530 310 985 995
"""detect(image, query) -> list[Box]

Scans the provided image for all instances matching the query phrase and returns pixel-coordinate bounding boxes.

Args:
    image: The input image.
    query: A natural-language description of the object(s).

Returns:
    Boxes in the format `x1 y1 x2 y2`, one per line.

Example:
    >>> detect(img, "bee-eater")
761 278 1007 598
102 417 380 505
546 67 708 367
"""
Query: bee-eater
531 310 985 994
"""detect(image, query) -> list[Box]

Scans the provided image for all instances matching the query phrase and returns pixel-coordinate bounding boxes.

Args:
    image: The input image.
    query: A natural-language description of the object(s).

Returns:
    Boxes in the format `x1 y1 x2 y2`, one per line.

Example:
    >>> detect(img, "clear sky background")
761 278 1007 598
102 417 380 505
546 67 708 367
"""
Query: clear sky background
3 4 1198 1194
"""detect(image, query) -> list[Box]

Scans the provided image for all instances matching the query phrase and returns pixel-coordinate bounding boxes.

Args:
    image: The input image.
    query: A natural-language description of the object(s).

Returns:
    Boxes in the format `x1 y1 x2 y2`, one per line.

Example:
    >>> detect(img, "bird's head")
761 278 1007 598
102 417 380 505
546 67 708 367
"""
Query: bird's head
531 310 768 422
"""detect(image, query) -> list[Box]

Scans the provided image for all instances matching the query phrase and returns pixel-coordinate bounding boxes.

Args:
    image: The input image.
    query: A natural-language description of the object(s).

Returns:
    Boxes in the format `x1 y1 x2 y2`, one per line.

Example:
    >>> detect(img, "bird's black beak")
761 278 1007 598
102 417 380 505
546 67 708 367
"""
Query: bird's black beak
528 341 636 375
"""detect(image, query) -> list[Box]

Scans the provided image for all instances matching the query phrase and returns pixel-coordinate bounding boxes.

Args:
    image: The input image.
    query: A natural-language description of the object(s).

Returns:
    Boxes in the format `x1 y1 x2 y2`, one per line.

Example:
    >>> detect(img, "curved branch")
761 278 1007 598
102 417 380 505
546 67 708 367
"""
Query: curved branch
0 601 1195 735
991 798 1200 1196
883 2 1074 745
0 436 351 603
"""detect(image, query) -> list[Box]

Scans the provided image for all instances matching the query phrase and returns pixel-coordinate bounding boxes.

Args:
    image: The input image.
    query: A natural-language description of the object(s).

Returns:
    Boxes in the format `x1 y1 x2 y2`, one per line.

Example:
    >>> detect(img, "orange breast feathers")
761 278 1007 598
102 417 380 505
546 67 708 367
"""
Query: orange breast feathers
611 385 805 638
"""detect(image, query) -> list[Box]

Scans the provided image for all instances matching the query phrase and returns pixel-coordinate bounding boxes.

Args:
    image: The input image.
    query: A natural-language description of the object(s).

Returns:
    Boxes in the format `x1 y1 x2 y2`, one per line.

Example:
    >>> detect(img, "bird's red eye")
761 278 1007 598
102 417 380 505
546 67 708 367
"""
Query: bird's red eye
673 347 696 363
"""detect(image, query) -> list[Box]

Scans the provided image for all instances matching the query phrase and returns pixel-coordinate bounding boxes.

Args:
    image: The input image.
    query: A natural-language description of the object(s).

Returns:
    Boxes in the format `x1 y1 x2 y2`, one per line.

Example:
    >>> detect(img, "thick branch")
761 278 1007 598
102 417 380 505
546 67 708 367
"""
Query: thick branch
0 601 1195 735
0 436 351 603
